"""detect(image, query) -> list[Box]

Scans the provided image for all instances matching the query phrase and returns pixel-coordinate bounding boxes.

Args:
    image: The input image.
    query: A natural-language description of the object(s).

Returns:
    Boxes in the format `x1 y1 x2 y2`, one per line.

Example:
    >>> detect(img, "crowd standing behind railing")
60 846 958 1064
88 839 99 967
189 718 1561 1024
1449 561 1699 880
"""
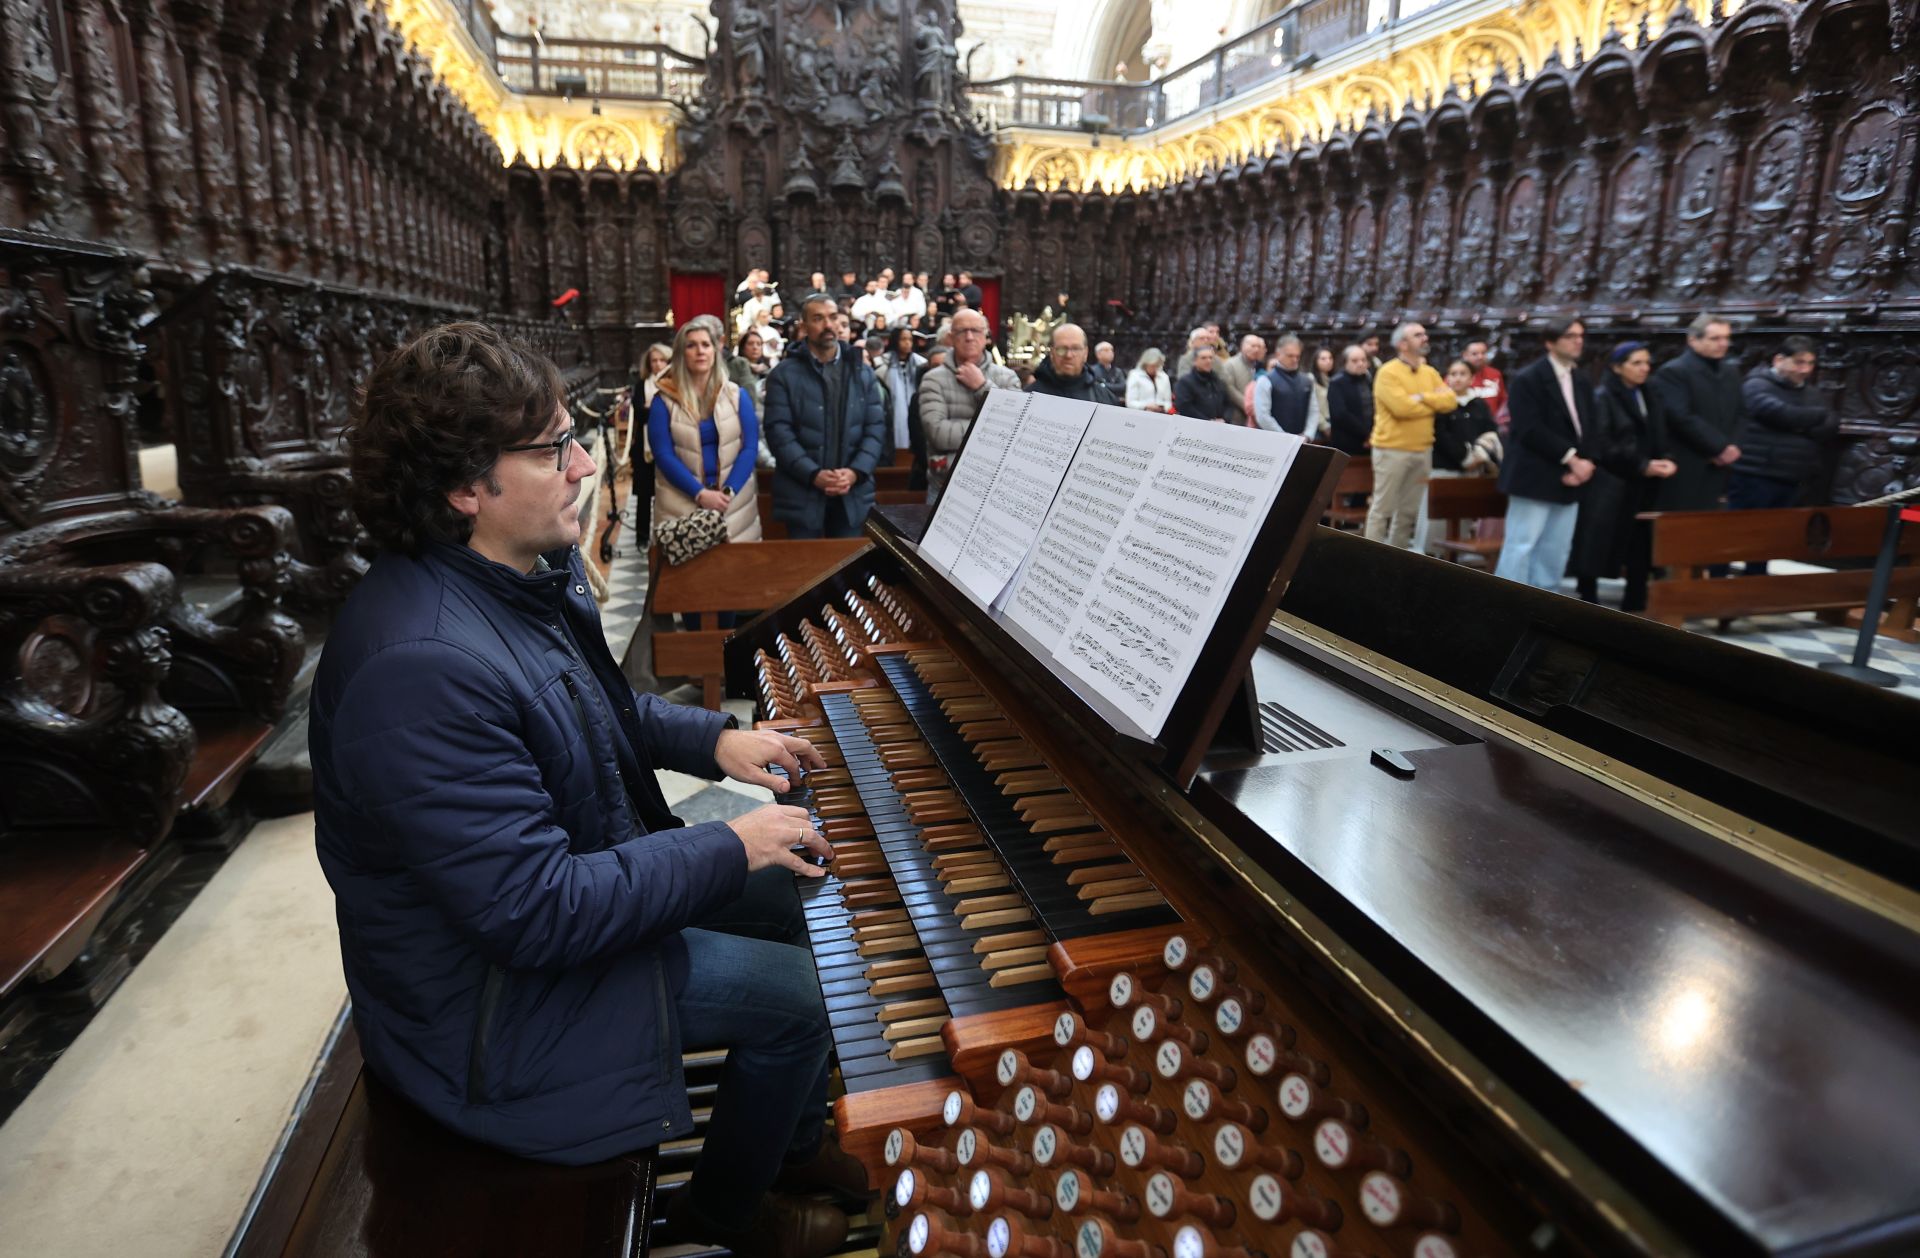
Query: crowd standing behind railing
673 273 1837 600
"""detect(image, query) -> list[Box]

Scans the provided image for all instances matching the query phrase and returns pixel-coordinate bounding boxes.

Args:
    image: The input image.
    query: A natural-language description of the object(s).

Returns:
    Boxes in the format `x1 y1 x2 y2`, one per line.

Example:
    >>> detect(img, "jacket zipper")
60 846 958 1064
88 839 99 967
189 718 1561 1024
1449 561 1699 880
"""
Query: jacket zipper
468 963 506 1104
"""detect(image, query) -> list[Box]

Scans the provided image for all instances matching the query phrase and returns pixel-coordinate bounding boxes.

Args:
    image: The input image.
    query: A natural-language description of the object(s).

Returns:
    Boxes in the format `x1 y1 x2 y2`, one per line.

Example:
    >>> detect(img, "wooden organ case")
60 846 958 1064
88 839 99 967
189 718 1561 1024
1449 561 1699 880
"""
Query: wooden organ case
722 502 1920 1258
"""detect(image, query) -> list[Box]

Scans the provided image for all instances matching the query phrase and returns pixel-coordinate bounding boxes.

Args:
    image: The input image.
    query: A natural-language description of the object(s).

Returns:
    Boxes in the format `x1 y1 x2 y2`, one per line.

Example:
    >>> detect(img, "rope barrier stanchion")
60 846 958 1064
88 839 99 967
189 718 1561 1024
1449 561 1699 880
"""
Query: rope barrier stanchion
1819 485 1920 688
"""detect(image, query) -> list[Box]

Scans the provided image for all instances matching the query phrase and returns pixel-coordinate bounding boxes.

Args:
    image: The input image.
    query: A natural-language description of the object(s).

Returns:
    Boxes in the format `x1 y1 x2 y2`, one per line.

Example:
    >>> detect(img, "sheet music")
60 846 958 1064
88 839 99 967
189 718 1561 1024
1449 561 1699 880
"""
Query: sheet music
1005 409 1163 649
919 389 1098 606
1051 420 1302 737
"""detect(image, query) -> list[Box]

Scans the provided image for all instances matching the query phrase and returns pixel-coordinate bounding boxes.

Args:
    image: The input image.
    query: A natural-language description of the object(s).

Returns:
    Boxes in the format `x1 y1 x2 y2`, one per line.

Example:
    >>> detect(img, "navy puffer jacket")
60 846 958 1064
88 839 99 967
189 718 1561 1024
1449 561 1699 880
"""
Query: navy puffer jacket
310 541 744 1164
763 344 888 532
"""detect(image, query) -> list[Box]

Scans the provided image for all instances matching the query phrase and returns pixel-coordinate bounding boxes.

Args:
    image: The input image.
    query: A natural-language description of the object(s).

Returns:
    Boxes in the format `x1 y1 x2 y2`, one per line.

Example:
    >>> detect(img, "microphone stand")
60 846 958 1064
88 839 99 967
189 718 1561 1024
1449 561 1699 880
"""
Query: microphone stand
1819 484 1920 687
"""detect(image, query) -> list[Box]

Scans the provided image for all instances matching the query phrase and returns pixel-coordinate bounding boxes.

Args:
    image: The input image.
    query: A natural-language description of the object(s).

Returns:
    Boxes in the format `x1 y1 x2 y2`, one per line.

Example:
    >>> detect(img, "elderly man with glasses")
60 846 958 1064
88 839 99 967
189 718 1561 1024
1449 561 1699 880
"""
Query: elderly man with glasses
1026 322 1116 405
919 307 1019 502
312 322 870 1258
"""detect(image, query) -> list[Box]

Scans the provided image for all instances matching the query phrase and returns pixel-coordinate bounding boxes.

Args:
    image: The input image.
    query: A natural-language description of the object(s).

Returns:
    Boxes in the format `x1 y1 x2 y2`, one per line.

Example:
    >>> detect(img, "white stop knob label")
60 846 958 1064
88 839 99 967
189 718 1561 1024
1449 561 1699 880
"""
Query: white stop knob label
894 1169 917 1207
1162 936 1189 970
1013 1086 1039 1122
1245 1033 1277 1075
1291 1233 1330 1258
1314 1119 1351 1167
1108 973 1134 1007
987 1217 1012 1258
1131 1005 1157 1042
1182 1078 1212 1120
1188 965 1216 1002
997 1050 1020 1086
909 1213 931 1255
1361 1170 1403 1226
956 1128 978 1165
1145 1171 1177 1218
970 1169 994 1212
944 1091 965 1125
1076 1220 1103 1258
1248 1173 1284 1222
1215 998 1243 1036
1071 1045 1096 1081
1032 1125 1058 1165
1155 1040 1183 1078
1119 1125 1148 1166
1278 1072 1312 1119
1055 1168 1083 1212
1174 1226 1204 1258
1214 1124 1246 1167
1054 1011 1077 1046
884 1128 905 1165
1414 1236 1460 1258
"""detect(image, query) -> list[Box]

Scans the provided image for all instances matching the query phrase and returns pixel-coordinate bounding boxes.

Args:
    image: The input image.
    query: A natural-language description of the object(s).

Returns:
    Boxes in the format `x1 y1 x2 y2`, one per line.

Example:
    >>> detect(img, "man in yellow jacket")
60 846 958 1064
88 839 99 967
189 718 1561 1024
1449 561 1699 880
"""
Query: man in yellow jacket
1367 322 1458 549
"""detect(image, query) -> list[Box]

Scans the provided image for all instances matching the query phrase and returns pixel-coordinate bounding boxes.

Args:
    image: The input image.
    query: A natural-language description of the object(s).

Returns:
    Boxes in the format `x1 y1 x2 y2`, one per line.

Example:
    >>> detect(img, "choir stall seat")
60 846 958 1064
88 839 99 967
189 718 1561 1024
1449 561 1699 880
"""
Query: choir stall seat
238 1022 657 1258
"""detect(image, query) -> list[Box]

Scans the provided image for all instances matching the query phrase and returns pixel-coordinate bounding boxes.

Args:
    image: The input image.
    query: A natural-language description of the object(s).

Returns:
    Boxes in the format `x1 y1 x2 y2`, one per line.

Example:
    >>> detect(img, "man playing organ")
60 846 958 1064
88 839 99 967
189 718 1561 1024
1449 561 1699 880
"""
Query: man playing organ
311 322 869 1258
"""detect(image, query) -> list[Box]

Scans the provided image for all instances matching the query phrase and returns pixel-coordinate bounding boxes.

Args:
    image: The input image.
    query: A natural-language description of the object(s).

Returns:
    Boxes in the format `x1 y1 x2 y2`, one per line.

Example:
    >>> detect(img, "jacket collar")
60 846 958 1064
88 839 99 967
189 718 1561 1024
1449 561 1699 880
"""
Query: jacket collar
429 540 571 617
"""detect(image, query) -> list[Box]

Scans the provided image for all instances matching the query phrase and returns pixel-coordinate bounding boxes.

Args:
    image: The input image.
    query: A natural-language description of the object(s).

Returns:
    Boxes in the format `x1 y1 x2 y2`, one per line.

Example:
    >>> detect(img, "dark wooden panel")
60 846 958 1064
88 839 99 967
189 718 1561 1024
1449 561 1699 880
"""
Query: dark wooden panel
1194 740 1920 1255
0 836 146 996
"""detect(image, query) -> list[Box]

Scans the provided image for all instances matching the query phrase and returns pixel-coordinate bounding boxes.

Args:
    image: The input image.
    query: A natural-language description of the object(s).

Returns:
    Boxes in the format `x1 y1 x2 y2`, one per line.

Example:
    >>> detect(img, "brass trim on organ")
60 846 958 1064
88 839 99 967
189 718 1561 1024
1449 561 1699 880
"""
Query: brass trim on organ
1270 610 1920 937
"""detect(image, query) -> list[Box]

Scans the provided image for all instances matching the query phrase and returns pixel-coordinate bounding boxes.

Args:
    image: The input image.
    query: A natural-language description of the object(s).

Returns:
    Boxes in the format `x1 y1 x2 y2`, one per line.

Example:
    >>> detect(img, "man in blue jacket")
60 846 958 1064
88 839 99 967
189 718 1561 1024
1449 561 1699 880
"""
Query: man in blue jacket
312 323 864 1258
764 292 888 538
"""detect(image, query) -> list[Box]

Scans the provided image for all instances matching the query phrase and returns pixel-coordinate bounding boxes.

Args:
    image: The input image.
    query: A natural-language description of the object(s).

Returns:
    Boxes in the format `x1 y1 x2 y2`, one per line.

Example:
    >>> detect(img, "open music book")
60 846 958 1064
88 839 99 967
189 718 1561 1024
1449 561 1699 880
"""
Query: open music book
920 389 1303 739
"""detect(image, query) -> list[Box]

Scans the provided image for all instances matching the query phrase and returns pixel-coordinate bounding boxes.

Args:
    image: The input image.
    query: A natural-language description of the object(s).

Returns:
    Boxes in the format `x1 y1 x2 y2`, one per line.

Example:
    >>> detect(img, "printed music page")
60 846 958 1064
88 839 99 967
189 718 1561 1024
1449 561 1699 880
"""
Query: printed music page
919 388 1098 606
1004 408 1163 651
1050 419 1303 737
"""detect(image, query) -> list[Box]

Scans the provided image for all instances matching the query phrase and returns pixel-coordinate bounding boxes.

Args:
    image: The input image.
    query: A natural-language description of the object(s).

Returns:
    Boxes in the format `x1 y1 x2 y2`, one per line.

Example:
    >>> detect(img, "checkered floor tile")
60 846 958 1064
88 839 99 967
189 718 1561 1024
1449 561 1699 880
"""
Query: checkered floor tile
1576 576 1920 699
594 499 651 663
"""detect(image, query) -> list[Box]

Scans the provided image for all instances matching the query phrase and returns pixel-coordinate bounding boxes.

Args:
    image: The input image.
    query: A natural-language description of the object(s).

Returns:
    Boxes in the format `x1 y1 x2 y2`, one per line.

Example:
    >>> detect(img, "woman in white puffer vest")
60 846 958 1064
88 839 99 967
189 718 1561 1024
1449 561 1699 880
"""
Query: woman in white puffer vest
647 319 762 626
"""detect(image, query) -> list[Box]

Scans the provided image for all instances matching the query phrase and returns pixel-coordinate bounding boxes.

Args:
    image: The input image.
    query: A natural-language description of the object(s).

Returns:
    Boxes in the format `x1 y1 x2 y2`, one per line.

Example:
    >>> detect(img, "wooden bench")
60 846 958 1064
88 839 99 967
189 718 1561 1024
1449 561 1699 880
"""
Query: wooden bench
1426 475 1508 565
0 836 148 1016
1639 506 1920 639
755 465 916 539
233 1018 656 1258
652 538 871 706
1321 456 1371 529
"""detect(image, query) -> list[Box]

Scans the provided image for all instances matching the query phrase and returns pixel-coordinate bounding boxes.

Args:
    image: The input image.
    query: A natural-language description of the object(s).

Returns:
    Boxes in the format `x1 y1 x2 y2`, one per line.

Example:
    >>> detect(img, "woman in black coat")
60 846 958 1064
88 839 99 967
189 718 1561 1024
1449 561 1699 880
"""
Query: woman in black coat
1324 344 1374 455
1572 342 1678 608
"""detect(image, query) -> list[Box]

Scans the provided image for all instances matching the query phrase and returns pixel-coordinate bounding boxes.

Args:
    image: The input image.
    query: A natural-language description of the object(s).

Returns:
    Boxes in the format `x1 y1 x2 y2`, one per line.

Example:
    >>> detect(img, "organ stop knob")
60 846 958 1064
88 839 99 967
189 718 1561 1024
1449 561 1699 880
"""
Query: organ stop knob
1055 1009 1128 1060
895 1167 968 1216
1075 1217 1168 1258
1182 1077 1265 1129
1212 1121 1298 1175
968 1167 1054 1221
1358 1171 1460 1233
999 1048 1072 1099
987 1215 1070 1258
1093 1081 1177 1134
1313 1118 1411 1178
1013 1084 1093 1136
886 1126 958 1174
1051 1167 1142 1223
946 1089 1016 1136
1031 1121 1116 1175
1143 1170 1236 1228
1277 1073 1367 1127
907 1212 986 1258
1072 1043 1150 1094
1246 1174 1343 1231
1174 1224 1269 1258
957 1126 1034 1174
1117 1122 1204 1179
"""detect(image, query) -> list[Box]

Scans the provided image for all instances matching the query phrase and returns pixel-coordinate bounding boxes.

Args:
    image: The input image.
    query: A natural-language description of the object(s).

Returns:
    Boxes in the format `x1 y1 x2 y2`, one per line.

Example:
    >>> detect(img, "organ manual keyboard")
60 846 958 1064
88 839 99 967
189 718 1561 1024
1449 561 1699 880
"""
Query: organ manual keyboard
725 503 1920 1258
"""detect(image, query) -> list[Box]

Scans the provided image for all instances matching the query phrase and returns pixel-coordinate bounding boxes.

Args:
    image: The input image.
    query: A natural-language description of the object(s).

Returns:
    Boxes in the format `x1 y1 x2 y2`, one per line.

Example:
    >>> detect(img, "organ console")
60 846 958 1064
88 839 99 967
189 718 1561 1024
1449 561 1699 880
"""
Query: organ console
724 501 1920 1258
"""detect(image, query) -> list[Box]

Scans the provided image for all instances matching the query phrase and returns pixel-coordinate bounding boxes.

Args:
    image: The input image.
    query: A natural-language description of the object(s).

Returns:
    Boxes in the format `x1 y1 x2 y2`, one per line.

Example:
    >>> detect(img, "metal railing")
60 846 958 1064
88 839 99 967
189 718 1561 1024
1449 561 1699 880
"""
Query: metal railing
966 0 1374 134
494 34 705 102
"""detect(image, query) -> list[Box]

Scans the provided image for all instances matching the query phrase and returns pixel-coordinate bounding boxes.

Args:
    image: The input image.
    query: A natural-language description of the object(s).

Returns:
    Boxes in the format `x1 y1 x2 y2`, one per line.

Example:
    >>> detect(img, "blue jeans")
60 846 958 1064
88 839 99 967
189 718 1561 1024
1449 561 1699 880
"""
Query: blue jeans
1495 496 1579 591
676 867 831 1228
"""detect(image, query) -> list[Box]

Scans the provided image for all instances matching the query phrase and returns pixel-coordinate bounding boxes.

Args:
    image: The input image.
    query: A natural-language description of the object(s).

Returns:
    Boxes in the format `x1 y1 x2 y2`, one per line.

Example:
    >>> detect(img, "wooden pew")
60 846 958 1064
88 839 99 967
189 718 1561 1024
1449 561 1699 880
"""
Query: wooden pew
652 538 871 706
0 837 148 1010
755 465 918 539
1321 455 1371 529
232 1019 656 1258
1639 506 1920 639
1426 475 1508 565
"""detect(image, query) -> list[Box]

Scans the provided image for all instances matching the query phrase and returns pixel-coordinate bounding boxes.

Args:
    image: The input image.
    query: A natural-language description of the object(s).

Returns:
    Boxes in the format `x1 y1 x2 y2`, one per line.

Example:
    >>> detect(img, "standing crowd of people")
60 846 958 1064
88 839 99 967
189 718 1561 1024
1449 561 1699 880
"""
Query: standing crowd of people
634 273 1836 611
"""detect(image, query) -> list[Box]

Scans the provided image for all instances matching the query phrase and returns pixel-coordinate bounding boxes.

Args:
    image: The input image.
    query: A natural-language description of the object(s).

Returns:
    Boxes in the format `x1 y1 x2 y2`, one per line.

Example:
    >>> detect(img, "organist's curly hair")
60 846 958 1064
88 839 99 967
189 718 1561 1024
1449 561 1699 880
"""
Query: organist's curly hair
349 322 565 555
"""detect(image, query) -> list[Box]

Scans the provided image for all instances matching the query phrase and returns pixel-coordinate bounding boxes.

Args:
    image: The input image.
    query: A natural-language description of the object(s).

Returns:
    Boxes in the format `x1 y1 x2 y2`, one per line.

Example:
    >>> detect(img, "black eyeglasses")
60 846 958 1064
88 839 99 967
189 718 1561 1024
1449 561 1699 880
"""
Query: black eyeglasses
501 428 577 472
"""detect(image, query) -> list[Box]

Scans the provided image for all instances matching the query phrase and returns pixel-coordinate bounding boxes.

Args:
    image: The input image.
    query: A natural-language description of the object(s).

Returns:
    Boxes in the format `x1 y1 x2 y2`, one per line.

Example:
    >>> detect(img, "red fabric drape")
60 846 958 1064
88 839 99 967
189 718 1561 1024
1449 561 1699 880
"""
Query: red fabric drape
668 271 727 327
975 276 1002 344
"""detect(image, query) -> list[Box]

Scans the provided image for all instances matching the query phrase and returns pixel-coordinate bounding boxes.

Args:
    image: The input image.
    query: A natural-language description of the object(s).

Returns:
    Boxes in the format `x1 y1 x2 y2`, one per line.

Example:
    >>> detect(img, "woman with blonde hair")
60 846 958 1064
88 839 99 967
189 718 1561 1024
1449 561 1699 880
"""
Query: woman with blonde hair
648 320 762 625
